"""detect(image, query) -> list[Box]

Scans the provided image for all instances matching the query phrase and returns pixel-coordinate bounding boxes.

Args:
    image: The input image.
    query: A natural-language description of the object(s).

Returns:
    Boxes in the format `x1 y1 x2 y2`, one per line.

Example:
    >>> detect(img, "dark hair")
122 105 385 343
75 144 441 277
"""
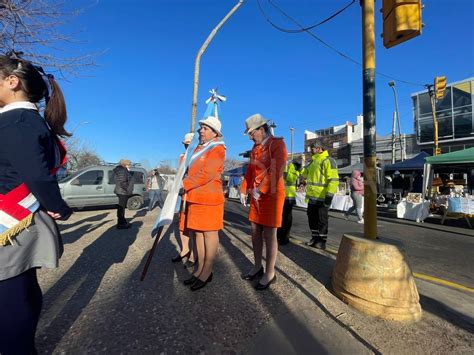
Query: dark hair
260 123 271 135
0 55 70 137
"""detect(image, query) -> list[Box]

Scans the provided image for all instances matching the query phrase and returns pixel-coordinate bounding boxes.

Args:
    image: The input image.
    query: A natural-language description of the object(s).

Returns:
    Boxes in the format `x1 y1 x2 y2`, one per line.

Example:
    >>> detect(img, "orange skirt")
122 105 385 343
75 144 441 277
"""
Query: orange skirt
181 202 224 232
248 191 285 228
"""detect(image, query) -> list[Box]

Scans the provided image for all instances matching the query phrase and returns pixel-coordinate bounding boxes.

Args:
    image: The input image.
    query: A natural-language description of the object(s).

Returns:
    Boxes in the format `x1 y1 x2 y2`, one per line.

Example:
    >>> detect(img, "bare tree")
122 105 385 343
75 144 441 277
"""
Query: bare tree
0 0 96 76
66 137 101 171
155 163 177 175
224 158 245 172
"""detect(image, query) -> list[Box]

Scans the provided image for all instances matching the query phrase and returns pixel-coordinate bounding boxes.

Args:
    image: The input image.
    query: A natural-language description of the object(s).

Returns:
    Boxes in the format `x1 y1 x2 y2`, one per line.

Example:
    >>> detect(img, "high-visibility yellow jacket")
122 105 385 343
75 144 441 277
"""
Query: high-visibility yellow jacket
301 150 339 203
284 162 300 200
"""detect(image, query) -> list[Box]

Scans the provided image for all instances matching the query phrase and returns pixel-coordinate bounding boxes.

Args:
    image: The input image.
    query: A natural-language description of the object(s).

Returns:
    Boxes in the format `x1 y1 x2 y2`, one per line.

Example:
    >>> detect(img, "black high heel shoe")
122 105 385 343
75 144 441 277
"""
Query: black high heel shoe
172 250 191 263
241 266 264 281
255 275 277 291
183 275 198 285
190 273 213 291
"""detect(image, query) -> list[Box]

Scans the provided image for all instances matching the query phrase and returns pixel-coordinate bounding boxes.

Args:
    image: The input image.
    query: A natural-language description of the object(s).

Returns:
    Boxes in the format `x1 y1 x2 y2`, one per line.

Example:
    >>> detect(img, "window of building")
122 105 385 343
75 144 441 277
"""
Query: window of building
454 113 473 139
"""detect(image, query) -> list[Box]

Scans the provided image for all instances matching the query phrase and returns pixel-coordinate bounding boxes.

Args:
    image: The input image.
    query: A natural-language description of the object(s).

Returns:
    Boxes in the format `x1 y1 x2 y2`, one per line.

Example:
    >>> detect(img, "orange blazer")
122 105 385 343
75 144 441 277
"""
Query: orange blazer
183 142 226 205
241 137 287 195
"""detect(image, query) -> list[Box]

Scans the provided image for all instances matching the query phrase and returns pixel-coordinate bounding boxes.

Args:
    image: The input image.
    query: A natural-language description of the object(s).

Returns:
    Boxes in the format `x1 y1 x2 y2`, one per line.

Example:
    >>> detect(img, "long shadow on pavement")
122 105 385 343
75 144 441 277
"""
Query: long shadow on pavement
62 224 335 353
60 220 110 245
222 227 379 354
58 212 110 232
37 221 142 353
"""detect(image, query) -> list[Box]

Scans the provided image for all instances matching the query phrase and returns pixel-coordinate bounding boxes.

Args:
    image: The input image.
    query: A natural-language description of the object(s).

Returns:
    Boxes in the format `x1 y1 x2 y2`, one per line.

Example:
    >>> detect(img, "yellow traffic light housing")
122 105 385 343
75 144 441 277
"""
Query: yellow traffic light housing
382 0 422 49
434 76 447 100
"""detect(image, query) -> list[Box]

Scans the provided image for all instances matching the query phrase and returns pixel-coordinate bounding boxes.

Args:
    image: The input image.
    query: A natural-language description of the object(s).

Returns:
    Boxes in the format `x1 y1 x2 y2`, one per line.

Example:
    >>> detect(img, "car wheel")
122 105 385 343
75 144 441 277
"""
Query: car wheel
127 195 143 210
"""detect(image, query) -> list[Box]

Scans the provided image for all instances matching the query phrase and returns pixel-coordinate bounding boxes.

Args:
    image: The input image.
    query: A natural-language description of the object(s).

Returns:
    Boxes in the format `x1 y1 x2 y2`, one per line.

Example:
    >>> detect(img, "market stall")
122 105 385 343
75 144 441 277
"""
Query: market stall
422 147 474 227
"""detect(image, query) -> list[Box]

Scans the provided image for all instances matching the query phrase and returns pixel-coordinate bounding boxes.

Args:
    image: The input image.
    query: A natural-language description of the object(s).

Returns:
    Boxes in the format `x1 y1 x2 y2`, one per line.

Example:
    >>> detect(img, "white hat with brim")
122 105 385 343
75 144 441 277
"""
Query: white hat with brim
244 113 268 135
182 132 195 144
199 116 222 137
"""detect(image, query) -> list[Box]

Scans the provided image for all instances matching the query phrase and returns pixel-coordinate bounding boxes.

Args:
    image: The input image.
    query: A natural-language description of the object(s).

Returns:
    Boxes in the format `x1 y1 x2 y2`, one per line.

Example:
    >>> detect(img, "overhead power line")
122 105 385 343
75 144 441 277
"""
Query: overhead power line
257 0 425 87
261 0 356 33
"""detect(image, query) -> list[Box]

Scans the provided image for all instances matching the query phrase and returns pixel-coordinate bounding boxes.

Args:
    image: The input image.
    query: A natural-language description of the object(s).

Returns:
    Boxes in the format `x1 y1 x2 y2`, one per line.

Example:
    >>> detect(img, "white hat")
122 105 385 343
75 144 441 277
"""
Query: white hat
394 170 400 175
244 113 268 134
199 116 222 137
182 132 194 144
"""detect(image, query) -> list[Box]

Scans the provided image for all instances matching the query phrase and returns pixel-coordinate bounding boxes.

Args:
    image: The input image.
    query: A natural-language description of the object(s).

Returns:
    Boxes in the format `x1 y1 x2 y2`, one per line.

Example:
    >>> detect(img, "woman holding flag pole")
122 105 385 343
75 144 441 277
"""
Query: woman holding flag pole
0 53 72 354
180 116 226 291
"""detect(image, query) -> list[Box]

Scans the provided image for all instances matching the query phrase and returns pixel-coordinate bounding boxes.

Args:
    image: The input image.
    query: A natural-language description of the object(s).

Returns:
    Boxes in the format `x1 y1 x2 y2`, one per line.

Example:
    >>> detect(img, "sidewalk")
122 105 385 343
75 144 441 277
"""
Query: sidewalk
35 208 473 354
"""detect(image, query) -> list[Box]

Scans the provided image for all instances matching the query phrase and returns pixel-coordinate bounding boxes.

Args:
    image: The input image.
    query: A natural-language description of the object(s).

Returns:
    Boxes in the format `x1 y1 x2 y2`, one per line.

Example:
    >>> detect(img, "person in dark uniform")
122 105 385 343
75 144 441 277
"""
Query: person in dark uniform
113 159 134 229
0 53 72 354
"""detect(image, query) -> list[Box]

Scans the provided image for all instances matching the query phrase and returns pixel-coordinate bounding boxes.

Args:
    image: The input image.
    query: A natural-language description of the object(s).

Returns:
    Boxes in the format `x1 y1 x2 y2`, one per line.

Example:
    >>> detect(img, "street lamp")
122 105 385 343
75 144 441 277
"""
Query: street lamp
388 81 404 161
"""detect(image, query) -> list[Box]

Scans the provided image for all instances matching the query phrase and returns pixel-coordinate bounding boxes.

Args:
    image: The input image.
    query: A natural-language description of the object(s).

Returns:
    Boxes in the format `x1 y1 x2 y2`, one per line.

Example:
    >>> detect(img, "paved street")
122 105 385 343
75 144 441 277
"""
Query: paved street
35 202 474 354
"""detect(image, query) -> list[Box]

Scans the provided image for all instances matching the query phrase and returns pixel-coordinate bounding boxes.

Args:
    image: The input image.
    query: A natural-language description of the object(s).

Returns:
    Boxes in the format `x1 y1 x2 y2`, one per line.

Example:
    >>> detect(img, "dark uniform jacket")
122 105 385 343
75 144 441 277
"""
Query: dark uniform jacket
113 165 134 195
0 108 72 218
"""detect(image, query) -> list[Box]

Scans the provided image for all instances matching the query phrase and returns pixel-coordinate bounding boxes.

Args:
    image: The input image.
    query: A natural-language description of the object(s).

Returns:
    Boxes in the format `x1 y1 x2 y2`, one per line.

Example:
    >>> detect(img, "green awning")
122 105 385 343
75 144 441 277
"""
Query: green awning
425 147 474 165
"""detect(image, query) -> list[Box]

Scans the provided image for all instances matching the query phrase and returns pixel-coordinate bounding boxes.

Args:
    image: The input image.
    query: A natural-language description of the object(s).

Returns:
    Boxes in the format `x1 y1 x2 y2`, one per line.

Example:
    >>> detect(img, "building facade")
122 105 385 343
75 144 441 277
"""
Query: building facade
412 77 474 155
303 115 364 167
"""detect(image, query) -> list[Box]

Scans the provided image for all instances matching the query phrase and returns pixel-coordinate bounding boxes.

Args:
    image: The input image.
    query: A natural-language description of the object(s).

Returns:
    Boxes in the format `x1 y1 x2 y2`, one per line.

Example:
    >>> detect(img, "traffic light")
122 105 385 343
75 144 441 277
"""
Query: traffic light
382 0 423 49
434 76 447 100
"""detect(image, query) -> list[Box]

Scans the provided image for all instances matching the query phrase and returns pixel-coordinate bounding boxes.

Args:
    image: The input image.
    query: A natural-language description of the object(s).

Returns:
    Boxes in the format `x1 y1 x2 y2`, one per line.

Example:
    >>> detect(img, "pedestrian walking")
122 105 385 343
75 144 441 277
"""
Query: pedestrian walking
147 169 165 211
344 169 364 223
180 117 226 291
301 142 339 250
0 53 73 354
277 159 301 245
173 132 195 265
240 114 287 290
113 159 134 229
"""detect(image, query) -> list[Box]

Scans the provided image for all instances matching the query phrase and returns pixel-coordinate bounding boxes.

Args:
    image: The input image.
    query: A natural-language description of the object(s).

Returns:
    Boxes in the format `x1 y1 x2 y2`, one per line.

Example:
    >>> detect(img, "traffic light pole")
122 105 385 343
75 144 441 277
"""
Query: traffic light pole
427 85 441 155
362 0 377 239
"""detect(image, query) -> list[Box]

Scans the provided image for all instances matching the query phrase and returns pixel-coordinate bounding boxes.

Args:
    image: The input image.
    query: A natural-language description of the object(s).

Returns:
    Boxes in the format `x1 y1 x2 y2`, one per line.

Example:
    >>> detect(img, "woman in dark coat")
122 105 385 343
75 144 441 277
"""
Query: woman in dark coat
0 54 72 354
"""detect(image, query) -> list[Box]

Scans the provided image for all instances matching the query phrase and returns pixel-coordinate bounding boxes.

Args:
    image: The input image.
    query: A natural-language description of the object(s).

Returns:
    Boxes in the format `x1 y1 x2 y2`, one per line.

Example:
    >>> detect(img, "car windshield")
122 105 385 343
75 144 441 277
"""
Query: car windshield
58 168 88 183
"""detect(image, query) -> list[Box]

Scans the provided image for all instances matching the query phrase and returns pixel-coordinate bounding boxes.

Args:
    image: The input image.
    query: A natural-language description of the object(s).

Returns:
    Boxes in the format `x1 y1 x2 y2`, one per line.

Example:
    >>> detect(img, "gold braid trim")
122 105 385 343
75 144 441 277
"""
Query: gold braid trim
0 214 34 246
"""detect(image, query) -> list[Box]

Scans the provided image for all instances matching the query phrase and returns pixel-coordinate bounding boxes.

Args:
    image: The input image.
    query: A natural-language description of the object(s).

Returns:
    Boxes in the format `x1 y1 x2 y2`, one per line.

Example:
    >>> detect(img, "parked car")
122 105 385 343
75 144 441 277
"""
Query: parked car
58 165 149 210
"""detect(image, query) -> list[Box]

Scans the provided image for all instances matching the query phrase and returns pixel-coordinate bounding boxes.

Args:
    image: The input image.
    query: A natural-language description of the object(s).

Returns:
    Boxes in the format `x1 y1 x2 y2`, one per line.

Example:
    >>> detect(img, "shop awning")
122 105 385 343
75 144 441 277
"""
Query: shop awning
384 151 431 172
425 147 474 165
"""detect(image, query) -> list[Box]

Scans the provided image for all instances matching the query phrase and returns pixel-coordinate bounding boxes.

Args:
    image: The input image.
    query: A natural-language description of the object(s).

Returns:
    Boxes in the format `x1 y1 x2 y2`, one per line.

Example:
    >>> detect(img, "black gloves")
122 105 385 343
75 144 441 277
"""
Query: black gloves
324 195 333 207
178 187 185 196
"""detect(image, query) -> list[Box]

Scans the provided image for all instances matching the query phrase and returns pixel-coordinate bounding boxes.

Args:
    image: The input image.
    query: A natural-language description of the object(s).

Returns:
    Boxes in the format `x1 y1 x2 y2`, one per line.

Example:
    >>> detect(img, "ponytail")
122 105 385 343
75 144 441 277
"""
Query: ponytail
44 78 71 137
0 54 71 137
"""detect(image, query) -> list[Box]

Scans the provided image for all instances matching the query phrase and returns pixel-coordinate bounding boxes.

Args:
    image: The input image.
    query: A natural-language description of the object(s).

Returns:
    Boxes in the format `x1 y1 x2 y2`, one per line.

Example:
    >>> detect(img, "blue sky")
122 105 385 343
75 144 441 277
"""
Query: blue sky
61 0 474 169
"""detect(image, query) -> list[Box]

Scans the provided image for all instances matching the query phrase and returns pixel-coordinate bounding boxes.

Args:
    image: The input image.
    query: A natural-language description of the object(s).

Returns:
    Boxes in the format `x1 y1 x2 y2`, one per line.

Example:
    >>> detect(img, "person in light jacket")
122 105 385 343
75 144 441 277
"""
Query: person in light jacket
345 169 364 223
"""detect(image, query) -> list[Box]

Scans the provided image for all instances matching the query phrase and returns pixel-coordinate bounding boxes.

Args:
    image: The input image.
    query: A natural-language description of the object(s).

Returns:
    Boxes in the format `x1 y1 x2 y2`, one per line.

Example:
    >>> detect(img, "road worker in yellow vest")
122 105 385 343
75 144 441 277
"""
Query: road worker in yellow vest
277 159 301 245
301 142 339 250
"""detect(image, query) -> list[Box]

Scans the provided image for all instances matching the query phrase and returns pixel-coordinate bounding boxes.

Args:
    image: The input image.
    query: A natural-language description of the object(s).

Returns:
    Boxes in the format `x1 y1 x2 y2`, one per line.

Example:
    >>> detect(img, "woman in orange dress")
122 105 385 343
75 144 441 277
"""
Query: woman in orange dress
240 114 287 290
173 132 195 265
181 116 226 291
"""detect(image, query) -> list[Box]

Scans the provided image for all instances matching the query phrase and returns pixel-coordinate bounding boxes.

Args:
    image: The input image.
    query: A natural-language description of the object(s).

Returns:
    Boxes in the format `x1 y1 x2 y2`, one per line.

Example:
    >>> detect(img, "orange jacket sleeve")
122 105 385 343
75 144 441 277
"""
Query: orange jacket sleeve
183 145 225 192
258 139 287 195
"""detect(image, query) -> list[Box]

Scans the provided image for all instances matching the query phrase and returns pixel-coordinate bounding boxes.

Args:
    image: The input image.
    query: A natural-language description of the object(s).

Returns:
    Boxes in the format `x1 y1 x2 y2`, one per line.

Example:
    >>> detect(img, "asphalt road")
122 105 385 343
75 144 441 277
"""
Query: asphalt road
224 199 474 289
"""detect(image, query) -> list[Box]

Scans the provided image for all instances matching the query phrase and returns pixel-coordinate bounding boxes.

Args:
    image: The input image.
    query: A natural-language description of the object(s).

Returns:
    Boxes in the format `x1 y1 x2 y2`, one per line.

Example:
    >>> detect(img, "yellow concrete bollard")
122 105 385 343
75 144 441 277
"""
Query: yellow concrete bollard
332 233 422 322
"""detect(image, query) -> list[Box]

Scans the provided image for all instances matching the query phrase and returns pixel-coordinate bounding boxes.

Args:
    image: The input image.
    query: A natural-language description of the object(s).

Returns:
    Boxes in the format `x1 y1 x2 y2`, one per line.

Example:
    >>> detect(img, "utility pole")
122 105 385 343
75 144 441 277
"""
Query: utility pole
190 0 244 132
290 127 295 160
391 111 396 164
388 80 404 161
362 0 377 239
